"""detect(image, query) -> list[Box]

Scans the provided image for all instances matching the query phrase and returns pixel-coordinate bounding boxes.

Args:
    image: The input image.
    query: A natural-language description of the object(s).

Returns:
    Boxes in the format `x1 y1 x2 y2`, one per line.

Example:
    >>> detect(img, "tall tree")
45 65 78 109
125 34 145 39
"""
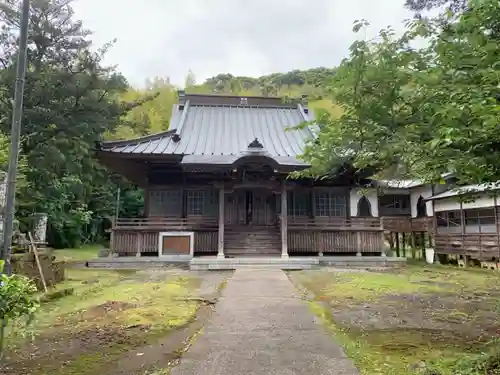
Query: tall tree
0 0 142 247
405 0 467 13
301 0 500 185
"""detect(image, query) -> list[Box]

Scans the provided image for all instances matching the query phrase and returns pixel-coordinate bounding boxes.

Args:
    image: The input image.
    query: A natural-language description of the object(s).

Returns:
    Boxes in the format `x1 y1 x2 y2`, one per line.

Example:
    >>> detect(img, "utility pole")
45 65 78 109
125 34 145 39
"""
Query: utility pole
1 0 31 275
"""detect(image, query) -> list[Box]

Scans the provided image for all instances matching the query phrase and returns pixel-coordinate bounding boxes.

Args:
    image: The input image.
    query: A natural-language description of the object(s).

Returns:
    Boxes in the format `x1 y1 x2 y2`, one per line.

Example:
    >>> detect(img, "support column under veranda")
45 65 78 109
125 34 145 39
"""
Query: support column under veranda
217 185 225 259
281 184 289 259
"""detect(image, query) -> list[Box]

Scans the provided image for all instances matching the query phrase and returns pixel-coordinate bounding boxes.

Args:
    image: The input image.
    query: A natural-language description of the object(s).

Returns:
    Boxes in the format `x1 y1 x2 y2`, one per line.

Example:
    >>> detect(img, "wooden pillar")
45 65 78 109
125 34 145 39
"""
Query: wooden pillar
356 232 362 256
395 232 400 257
109 219 115 257
380 230 386 257
402 232 406 257
495 196 499 260
411 232 417 259
460 201 466 263
136 232 142 257
143 189 150 217
281 184 289 259
217 186 225 259
310 188 316 219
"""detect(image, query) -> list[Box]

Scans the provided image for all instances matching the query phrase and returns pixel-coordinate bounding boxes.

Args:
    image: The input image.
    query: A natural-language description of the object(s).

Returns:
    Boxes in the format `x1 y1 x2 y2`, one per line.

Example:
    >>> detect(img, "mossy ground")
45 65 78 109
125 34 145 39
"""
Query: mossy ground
3 268 206 375
53 245 100 262
291 264 500 375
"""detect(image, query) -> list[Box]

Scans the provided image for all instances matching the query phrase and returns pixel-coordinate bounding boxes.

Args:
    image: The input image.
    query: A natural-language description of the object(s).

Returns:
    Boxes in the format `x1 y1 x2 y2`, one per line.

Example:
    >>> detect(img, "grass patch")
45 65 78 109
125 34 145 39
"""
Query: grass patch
296 264 500 306
308 301 474 375
5 268 201 375
53 244 101 261
295 265 500 375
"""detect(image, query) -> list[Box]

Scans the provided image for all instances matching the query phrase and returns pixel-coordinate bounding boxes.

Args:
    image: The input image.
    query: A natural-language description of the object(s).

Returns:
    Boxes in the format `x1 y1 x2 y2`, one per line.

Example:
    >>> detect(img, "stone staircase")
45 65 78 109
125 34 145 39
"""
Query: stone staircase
224 226 282 257
189 257 319 270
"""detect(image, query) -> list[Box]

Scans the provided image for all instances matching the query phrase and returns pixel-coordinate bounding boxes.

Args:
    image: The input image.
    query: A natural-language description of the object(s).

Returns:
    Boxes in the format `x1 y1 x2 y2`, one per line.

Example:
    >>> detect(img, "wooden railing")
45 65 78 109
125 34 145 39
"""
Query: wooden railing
287 217 382 231
113 216 218 230
434 233 500 261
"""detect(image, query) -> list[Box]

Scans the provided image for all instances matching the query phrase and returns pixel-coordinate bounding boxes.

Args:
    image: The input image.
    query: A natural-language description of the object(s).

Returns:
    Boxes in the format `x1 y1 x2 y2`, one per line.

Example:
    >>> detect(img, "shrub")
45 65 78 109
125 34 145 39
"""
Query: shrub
0 260 40 359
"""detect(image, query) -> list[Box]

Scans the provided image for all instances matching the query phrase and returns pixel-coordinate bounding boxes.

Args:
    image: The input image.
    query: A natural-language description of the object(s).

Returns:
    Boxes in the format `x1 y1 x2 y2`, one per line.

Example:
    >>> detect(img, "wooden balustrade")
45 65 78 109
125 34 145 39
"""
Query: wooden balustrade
114 216 218 230
113 216 383 231
287 216 382 231
434 233 500 260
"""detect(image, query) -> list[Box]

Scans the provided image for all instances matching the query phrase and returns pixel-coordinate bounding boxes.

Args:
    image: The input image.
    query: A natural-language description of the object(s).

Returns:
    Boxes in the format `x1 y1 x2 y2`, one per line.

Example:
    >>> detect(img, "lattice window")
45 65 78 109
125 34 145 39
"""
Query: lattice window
187 190 205 215
315 191 346 217
205 188 219 216
149 190 182 216
465 208 496 233
436 210 462 233
287 191 309 217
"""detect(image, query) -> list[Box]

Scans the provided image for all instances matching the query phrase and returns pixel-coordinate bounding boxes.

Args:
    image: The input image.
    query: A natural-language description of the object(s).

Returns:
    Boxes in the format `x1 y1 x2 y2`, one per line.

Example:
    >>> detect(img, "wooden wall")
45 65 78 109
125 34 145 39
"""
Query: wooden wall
288 230 383 254
112 230 218 256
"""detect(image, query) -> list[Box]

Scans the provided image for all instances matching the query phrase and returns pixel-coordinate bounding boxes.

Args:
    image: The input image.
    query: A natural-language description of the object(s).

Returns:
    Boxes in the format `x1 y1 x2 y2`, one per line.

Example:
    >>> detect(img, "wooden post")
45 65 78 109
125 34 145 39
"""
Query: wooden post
494 195 499 262
28 232 47 292
356 231 362 256
420 231 426 259
460 201 466 265
109 218 115 257
402 232 406 257
281 184 289 259
136 232 142 257
380 230 386 257
217 186 225 259
411 232 416 259
310 188 316 219
395 232 400 257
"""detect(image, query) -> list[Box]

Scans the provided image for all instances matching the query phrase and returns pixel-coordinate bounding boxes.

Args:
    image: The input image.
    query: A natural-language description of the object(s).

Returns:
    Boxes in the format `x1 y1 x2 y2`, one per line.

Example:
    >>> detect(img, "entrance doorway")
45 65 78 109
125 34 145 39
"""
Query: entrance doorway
230 190 276 226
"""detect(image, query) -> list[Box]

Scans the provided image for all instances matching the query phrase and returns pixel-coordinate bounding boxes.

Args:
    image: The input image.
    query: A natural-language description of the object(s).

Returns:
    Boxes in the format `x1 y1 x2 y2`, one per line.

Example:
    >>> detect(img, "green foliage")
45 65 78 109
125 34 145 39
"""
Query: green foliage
302 0 500 185
0 0 148 248
0 271 39 359
198 67 337 99
0 274 39 324
111 77 177 139
405 0 467 13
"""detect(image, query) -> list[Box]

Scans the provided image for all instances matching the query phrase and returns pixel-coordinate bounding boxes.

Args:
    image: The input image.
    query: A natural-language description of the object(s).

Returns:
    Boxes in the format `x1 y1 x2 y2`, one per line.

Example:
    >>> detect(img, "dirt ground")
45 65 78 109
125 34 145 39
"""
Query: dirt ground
290 265 500 375
2 268 231 375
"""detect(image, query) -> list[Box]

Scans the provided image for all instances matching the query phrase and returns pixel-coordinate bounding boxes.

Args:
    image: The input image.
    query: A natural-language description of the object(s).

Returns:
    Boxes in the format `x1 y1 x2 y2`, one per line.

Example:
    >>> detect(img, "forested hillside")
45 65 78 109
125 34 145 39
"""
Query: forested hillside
111 67 341 140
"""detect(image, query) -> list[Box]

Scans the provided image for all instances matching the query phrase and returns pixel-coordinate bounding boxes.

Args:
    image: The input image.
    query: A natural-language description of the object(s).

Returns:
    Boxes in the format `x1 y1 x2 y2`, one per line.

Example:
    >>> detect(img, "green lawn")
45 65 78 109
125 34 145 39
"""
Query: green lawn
5 268 202 375
53 245 101 262
292 264 500 375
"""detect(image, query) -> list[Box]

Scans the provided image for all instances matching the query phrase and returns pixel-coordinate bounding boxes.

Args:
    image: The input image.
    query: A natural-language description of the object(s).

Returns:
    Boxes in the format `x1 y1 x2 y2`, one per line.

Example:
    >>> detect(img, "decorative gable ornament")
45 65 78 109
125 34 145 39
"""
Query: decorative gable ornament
240 97 248 106
248 138 264 149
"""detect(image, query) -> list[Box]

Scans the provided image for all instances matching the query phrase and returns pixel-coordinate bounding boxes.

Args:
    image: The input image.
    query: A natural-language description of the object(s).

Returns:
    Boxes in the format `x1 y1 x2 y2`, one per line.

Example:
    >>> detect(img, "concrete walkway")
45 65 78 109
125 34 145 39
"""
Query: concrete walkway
171 269 359 375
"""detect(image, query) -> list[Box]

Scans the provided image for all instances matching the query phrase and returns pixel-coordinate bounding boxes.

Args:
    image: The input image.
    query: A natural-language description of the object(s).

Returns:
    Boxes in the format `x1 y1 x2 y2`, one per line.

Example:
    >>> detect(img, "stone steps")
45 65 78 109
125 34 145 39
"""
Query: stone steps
189 257 319 270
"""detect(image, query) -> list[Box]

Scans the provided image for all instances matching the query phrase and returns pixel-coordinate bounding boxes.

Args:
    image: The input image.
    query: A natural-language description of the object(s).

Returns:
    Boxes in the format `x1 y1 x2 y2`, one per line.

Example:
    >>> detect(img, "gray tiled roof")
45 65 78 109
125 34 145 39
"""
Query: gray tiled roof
100 98 316 167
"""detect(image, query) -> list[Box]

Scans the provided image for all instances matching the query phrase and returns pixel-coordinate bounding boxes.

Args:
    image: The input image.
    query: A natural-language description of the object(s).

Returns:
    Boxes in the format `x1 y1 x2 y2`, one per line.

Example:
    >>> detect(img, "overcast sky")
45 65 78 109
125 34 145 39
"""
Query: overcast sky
72 0 414 88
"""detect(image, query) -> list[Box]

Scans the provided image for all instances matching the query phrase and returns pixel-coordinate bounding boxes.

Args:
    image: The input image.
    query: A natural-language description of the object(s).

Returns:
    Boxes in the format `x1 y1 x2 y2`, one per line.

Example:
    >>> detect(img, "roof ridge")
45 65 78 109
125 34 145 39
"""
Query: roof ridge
98 129 176 149
173 100 190 136
188 103 299 109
